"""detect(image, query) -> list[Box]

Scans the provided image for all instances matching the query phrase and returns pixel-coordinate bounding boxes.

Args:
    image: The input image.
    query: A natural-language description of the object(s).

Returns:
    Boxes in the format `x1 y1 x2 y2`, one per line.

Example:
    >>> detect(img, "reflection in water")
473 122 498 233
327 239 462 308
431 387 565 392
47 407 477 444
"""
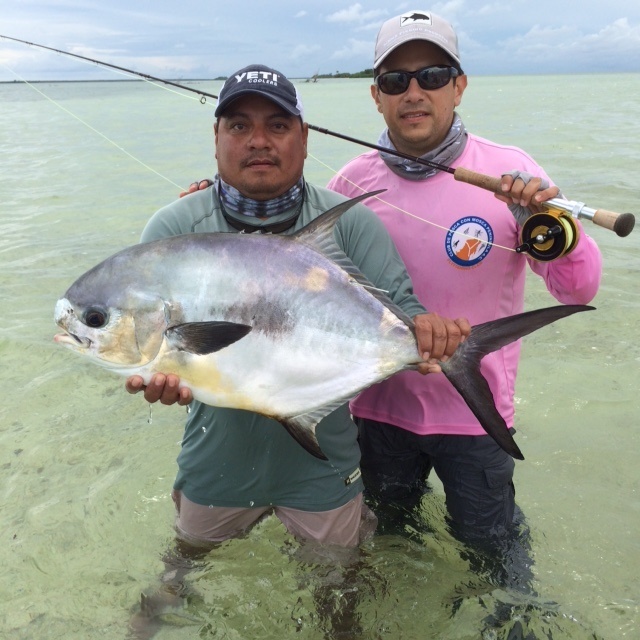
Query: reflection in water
126 494 603 639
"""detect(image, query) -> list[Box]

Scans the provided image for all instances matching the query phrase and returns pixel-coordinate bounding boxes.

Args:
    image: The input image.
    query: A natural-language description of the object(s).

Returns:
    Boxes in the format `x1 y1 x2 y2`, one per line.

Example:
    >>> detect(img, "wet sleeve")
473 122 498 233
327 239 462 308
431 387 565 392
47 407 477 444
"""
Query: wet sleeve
528 224 602 304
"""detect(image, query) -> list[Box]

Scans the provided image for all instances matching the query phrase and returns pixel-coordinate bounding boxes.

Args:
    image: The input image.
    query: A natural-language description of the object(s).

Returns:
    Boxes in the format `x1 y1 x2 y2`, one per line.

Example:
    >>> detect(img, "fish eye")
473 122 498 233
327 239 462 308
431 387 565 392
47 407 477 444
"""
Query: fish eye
83 307 108 328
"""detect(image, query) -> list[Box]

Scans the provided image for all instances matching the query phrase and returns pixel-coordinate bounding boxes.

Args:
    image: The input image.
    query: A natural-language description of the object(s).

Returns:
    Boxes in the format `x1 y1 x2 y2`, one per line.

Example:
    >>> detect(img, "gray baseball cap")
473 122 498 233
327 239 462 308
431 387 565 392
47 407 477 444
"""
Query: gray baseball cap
374 11 461 70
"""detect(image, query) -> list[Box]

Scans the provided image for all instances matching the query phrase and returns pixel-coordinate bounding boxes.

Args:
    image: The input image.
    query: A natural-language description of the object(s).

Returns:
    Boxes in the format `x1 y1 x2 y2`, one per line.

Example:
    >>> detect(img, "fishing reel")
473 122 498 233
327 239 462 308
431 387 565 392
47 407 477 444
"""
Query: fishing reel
515 206 580 262
452 167 634 260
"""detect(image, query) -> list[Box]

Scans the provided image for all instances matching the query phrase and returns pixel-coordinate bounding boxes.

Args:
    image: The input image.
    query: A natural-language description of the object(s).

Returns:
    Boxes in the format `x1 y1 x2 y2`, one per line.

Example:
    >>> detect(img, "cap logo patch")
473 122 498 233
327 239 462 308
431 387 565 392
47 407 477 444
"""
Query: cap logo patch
234 71 279 85
400 12 432 26
215 64 303 118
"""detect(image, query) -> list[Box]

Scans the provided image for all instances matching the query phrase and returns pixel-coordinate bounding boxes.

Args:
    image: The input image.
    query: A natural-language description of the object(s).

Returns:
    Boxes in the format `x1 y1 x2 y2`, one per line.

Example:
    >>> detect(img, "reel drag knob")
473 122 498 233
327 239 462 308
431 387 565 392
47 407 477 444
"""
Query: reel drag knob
516 209 579 262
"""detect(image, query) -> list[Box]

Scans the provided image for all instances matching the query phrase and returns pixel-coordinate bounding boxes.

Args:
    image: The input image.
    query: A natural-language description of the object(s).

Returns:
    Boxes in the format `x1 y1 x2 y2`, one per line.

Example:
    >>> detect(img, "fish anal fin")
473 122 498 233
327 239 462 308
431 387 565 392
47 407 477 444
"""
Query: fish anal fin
166 321 252 355
278 397 351 460
277 392 358 460
280 415 328 460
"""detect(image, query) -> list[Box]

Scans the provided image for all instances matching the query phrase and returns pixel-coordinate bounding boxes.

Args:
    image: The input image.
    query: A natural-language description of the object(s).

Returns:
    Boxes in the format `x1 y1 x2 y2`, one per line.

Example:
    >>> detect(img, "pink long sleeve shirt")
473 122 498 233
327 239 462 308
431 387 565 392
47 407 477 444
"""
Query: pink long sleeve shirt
327 133 602 436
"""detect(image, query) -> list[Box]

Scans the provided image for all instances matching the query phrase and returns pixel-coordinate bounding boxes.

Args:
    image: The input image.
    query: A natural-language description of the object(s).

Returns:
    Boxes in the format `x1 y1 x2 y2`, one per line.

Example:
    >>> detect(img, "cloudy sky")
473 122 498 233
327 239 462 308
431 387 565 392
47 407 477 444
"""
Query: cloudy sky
1 1 640 81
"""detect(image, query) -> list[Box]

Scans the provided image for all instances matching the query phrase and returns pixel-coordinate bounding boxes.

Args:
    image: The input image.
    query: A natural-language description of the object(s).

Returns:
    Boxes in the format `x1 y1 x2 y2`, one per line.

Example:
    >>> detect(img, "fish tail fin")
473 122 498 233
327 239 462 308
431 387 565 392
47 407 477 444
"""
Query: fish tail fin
440 304 595 460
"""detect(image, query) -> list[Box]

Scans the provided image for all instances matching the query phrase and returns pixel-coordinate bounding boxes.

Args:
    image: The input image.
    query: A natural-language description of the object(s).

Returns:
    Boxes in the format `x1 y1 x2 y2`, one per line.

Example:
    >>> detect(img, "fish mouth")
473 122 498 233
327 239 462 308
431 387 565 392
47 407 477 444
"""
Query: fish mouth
54 331 91 349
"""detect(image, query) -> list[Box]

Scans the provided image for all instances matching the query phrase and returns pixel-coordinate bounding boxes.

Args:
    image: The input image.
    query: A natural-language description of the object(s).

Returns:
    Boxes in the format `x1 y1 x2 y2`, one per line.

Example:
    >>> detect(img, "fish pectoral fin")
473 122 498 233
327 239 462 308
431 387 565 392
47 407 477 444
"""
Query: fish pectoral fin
165 321 252 355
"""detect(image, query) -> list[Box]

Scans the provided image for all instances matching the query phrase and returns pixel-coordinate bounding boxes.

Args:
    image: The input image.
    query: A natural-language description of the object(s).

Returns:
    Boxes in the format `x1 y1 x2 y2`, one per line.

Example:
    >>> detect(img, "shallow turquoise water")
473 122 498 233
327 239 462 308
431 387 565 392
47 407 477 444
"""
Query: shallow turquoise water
0 75 639 638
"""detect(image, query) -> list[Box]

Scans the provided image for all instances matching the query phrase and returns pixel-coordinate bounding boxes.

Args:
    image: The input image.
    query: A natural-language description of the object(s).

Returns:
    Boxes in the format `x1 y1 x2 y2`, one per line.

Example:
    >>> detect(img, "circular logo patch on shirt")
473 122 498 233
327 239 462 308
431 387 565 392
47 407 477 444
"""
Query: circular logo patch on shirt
446 216 493 267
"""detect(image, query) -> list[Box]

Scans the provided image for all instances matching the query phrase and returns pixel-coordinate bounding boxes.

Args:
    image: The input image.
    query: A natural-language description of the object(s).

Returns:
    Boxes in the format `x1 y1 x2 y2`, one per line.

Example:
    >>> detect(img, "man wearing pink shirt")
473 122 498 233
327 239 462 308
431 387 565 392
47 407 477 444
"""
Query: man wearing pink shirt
327 11 602 548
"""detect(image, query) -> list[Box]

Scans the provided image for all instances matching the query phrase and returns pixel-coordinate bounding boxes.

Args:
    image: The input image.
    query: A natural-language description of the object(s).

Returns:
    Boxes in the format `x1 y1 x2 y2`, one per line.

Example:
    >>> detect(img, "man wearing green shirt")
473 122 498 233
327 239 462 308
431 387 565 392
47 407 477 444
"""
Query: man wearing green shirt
126 64 468 549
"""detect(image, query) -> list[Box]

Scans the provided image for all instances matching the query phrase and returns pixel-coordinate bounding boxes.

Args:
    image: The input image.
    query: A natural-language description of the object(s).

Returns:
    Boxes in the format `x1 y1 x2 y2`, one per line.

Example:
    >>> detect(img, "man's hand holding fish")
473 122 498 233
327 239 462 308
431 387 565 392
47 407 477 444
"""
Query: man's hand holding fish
413 311 470 372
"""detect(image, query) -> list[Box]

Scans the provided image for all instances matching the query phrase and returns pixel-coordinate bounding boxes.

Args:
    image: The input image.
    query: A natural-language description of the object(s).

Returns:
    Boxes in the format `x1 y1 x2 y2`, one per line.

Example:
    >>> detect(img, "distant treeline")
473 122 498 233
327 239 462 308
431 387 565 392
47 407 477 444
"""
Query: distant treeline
214 68 373 82
1 70 376 85
214 69 374 82
212 70 375 82
315 69 374 79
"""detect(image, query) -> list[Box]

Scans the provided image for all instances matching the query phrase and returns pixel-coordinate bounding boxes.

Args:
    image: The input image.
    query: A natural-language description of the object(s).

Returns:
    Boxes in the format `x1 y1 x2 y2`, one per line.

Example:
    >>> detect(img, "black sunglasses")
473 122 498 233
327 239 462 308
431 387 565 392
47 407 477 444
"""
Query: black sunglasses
375 65 460 95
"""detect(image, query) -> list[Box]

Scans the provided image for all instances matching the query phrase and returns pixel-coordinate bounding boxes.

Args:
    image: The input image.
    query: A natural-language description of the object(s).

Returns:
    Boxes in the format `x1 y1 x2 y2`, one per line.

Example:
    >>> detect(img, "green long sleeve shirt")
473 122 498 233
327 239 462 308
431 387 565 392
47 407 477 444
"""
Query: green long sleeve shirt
141 181 425 511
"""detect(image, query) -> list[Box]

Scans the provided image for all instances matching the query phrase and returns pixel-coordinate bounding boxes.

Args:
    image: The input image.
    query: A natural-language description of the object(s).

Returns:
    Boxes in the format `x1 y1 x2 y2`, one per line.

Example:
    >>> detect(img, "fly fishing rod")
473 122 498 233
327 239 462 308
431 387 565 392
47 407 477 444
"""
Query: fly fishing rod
308 125 637 261
3 33 635 260
0 34 207 98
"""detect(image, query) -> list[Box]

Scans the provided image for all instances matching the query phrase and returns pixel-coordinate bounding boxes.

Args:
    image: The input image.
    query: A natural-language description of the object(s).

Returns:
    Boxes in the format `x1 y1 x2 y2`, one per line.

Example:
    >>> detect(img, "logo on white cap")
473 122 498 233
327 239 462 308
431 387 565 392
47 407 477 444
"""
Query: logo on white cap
400 12 432 25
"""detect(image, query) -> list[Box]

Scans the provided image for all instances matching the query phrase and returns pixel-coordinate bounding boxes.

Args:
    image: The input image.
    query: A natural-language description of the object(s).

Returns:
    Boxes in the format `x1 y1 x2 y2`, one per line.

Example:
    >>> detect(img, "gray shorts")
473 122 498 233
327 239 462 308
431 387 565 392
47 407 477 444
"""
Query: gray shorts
172 490 378 548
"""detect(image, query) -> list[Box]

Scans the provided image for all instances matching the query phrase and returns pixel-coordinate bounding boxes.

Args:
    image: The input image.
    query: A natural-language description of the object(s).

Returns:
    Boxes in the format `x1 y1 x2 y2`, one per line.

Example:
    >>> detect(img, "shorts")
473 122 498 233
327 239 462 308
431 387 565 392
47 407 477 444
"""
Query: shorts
355 417 517 538
172 490 378 548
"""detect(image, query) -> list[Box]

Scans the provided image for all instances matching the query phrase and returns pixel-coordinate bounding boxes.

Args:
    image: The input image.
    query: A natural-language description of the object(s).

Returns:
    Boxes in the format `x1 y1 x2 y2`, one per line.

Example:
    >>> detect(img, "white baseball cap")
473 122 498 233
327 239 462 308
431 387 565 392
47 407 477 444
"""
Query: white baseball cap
374 11 461 70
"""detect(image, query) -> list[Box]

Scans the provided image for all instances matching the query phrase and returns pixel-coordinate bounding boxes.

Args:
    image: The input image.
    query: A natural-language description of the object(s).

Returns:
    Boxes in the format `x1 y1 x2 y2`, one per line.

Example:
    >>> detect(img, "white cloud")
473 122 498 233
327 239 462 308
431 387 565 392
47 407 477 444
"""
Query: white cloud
331 38 371 60
326 3 386 24
2 1 640 79
476 3 504 17
497 18 640 71
291 44 321 60
433 0 466 17
584 17 640 55
354 20 386 33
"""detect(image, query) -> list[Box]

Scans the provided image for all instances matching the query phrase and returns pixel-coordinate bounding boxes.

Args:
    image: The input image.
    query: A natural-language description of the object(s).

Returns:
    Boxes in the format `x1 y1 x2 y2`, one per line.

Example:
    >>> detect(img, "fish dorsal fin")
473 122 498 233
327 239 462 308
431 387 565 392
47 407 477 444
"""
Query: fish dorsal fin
292 190 386 246
166 321 252 355
292 190 416 330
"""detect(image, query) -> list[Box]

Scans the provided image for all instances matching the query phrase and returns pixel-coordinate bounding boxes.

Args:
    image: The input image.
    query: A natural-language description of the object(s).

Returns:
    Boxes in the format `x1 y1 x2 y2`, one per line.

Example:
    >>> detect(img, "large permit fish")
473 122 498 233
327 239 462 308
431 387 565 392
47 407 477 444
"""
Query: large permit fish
54 192 593 460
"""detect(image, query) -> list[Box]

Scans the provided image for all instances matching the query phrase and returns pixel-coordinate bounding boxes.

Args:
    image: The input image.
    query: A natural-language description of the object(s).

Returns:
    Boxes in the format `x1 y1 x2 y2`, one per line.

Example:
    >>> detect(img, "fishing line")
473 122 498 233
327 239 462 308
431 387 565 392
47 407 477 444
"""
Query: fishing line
1 65 506 250
1 63 186 190
55 51 209 105
3 36 491 246
4 34 632 247
307 151 516 251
